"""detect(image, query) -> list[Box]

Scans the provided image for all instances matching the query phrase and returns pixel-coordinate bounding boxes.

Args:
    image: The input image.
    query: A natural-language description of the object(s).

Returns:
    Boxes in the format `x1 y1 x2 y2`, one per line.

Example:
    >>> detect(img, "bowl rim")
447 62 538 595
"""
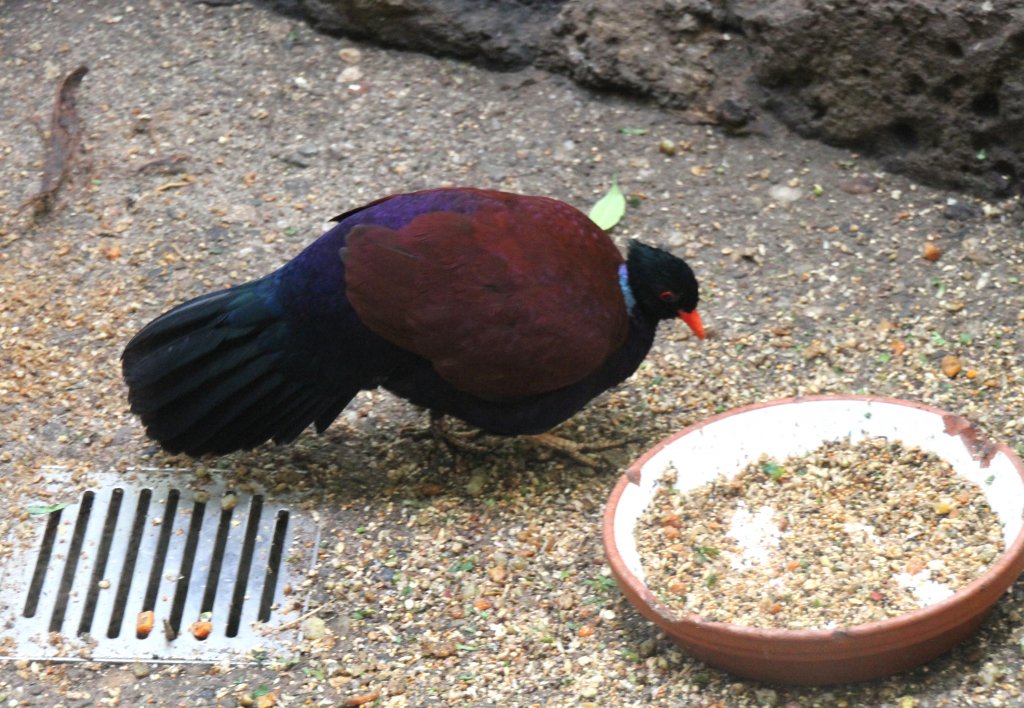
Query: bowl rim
604 393 1024 644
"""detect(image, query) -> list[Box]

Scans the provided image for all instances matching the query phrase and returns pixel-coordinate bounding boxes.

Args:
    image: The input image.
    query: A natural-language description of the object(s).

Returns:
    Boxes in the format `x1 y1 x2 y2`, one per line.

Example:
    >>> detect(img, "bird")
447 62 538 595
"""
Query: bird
121 188 703 459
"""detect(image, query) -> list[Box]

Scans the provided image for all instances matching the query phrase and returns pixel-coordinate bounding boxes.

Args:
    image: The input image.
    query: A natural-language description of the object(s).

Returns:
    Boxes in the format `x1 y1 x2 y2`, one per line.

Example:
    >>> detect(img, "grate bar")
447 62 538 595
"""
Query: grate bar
77 488 124 636
105 488 152 638
49 491 96 633
201 505 235 616
141 488 180 618
168 499 207 636
258 510 290 623
226 495 264 636
23 509 63 618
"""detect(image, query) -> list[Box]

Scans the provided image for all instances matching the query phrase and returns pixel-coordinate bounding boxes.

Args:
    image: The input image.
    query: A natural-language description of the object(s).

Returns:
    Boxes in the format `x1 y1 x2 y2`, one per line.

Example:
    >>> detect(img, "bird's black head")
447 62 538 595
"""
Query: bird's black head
626 240 704 338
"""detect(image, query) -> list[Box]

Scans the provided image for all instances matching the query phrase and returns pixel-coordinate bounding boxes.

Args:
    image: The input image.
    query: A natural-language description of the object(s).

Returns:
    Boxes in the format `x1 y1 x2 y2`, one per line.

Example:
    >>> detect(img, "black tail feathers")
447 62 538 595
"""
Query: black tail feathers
122 279 357 456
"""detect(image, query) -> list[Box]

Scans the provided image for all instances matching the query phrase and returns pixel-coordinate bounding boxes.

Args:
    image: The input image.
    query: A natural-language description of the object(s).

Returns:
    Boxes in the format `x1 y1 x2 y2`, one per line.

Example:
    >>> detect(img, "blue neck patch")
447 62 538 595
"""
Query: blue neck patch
618 263 636 314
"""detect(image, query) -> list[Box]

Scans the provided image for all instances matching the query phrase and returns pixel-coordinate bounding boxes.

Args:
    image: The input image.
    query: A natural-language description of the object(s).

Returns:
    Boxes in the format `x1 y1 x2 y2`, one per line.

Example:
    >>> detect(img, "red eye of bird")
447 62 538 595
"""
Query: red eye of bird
659 291 676 302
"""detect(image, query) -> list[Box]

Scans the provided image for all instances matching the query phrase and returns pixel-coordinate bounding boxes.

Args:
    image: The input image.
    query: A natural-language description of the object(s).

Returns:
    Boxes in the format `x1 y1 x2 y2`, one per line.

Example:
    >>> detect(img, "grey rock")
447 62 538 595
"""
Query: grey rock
295 0 564 66
540 0 742 111
943 200 984 221
739 0 1024 196
285 0 1024 196
281 152 313 168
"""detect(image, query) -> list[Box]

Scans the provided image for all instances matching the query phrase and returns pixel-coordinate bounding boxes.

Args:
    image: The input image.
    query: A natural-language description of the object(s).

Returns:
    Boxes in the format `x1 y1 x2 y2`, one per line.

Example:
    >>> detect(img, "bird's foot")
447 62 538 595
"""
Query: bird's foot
525 432 630 469
429 414 488 456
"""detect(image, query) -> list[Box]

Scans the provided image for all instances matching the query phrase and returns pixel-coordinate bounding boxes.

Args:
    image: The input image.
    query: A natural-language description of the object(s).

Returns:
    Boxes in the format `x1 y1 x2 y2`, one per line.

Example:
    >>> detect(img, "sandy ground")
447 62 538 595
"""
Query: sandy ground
1 1 1023 705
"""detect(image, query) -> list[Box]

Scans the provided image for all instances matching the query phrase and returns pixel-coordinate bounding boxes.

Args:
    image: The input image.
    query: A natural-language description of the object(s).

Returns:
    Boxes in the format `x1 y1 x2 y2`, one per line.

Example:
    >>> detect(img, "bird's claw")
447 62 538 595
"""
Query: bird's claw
526 432 628 469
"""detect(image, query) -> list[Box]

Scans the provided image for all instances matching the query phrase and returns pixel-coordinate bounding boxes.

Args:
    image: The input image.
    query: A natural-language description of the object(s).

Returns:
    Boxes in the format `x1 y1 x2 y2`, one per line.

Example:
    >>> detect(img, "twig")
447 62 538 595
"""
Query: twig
135 153 189 174
21 65 89 218
261 602 329 636
342 689 381 707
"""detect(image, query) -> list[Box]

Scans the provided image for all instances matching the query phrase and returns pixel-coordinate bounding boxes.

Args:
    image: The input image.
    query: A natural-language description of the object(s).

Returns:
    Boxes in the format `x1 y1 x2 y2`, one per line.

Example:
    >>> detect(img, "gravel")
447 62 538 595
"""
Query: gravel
1 1 1023 706
636 438 1006 629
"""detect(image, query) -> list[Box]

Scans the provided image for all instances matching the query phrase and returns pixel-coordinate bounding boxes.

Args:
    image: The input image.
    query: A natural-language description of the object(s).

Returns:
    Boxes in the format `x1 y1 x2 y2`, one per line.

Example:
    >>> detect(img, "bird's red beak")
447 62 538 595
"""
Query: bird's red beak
679 309 705 340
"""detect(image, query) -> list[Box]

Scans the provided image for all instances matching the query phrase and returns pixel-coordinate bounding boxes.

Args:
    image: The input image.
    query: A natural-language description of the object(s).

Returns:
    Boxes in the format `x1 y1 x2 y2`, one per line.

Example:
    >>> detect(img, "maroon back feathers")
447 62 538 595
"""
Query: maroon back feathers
344 194 628 401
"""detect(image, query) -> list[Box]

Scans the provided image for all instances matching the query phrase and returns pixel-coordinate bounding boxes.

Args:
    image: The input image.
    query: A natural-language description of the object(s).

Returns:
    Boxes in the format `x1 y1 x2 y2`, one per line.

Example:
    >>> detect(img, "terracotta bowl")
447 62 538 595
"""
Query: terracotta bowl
604 395 1024 685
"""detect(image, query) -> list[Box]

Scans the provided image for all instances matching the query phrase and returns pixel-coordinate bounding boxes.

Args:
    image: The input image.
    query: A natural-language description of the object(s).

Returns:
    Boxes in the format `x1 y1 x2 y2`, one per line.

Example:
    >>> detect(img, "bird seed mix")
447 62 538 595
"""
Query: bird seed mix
635 437 1006 629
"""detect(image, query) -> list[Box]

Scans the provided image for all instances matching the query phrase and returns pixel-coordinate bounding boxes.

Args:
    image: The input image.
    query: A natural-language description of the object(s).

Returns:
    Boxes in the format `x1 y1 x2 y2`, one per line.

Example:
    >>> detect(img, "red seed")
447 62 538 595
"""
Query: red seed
668 580 687 595
136 610 154 638
189 620 212 640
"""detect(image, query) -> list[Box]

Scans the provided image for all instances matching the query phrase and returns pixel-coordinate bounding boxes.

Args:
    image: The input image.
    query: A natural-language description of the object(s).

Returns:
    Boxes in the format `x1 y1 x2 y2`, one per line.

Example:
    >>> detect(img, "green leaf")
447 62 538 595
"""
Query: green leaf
586 575 617 593
252 685 272 698
271 656 299 671
28 503 67 516
694 545 721 564
588 178 626 231
448 557 476 574
619 127 648 135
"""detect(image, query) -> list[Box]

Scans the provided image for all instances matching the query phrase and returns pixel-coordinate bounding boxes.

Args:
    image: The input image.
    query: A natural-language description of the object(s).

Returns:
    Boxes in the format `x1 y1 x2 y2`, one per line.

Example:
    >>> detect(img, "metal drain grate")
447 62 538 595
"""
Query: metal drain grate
0 470 320 662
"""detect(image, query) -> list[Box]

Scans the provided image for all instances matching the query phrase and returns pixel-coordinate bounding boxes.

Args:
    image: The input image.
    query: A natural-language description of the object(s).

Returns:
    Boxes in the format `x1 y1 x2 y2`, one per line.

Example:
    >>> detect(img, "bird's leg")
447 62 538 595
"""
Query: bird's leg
429 412 488 455
400 413 483 447
525 432 633 469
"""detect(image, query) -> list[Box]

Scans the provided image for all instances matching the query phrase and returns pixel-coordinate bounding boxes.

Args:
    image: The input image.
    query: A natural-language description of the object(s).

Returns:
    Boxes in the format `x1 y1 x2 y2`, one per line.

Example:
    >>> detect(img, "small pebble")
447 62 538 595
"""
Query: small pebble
465 472 488 497
638 637 658 658
768 184 803 204
302 616 327 640
338 47 362 63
